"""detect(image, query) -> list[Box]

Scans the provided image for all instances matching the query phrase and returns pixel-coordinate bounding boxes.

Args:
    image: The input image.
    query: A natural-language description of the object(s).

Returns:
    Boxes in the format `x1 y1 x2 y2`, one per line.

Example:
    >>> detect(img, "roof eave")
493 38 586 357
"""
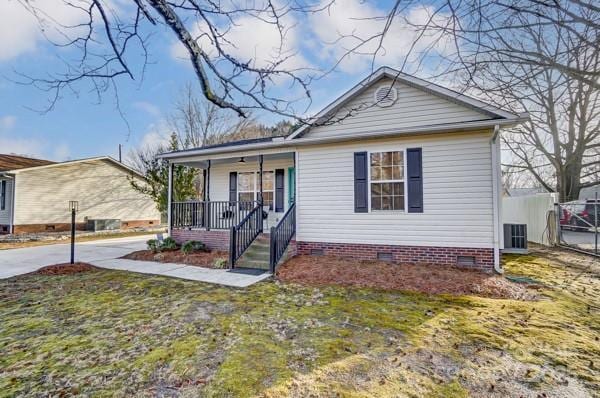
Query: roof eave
161 117 527 161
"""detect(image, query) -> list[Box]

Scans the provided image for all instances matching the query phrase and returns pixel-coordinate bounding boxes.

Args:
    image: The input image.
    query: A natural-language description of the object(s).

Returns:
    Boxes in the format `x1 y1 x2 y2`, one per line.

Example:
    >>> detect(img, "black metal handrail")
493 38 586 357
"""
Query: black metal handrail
269 203 296 273
171 200 257 230
229 203 263 268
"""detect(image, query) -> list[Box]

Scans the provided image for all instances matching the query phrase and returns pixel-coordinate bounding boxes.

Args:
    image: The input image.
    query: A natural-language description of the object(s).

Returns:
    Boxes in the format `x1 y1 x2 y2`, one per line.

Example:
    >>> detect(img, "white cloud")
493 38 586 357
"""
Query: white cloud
137 119 172 152
309 0 453 73
52 142 71 160
0 115 17 130
0 115 71 161
0 0 116 62
133 101 161 118
170 6 308 71
0 2 39 61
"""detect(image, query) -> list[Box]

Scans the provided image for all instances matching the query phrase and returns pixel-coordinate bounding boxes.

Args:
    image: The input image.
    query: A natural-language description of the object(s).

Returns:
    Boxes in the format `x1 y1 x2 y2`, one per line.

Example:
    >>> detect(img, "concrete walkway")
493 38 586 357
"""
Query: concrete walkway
90 258 271 287
0 235 271 287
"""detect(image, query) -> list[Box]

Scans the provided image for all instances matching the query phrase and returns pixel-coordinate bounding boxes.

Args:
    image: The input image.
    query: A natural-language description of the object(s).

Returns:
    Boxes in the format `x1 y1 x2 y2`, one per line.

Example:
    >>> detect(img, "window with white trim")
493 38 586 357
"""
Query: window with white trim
370 151 405 211
237 171 275 210
261 171 274 210
238 172 255 203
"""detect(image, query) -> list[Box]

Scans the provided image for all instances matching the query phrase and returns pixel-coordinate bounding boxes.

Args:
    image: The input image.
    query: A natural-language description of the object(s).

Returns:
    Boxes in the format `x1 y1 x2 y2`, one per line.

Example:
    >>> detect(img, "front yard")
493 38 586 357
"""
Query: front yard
0 248 598 397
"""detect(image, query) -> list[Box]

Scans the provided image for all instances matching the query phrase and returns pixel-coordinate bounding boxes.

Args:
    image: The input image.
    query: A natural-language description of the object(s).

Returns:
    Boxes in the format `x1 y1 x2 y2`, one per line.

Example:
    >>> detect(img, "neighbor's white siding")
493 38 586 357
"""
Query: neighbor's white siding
0 178 14 225
305 77 491 139
13 159 160 224
296 130 496 248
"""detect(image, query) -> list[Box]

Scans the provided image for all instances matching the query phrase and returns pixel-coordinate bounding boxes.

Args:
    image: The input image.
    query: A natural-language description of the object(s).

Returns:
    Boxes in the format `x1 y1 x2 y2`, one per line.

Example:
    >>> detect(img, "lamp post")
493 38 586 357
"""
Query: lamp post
68 201 79 264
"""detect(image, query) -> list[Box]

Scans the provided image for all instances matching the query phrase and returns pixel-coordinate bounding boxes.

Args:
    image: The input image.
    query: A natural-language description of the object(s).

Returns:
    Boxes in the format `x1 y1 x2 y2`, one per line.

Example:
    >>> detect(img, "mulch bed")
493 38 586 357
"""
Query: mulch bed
276 255 537 300
33 262 99 276
122 250 228 268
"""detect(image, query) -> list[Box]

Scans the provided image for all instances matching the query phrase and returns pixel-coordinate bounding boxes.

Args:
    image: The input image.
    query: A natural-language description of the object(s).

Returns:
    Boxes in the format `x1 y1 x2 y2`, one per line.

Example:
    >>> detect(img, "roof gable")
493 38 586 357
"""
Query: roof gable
287 67 519 140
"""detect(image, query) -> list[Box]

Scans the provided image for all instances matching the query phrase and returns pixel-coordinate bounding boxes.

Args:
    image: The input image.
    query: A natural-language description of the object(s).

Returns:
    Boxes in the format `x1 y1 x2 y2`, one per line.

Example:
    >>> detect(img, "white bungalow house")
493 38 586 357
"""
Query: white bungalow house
0 155 161 234
159 67 527 273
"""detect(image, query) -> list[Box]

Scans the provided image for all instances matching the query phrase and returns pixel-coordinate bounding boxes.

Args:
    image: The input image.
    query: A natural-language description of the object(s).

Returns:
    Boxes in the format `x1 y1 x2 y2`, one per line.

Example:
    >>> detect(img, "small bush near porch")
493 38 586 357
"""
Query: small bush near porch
0 248 597 397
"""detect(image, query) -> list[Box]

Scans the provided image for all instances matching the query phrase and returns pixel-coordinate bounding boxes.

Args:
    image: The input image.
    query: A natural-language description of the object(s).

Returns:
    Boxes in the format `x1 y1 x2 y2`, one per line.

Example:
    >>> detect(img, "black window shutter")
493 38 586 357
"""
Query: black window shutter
406 148 423 213
229 172 237 203
275 169 285 212
354 152 368 213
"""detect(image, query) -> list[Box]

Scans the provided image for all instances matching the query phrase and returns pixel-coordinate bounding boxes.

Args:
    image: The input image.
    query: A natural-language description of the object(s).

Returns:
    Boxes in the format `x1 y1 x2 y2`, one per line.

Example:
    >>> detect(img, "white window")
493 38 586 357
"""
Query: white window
238 172 255 203
237 171 275 210
370 151 405 211
261 171 274 210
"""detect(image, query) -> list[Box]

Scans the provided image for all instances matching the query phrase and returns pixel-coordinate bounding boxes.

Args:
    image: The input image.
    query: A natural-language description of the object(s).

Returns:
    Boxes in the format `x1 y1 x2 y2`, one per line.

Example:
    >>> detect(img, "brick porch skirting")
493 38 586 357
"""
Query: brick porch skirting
171 228 230 251
296 241 494 272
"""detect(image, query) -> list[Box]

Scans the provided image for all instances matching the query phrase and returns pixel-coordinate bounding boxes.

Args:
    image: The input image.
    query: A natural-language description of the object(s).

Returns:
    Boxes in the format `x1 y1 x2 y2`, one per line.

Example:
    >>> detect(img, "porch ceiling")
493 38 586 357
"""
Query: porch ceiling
174 151 294 169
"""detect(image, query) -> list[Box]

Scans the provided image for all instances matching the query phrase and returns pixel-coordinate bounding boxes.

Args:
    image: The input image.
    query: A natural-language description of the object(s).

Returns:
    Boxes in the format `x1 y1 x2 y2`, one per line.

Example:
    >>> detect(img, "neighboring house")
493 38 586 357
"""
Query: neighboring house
159 67 527 273
579 184 600 201
0 155 161 234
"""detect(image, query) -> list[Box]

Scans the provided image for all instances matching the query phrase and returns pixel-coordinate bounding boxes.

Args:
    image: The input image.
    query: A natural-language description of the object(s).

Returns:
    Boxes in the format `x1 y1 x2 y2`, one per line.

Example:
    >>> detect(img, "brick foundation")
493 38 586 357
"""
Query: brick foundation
296 241 495 272
171 228 230 251
11 219 161 234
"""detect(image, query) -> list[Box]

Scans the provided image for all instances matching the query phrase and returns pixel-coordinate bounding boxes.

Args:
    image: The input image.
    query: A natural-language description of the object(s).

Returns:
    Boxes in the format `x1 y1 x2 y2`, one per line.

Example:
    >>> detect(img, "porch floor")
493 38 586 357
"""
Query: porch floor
89 258 271 287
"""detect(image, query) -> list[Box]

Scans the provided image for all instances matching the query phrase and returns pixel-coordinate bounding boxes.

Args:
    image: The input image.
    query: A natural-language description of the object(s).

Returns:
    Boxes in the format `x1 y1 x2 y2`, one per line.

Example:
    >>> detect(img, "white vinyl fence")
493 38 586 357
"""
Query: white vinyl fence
502 193 558 246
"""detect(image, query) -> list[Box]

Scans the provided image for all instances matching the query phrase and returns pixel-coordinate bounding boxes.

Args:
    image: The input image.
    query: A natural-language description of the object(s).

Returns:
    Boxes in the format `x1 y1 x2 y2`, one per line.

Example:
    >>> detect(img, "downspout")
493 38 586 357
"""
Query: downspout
490 125 503 274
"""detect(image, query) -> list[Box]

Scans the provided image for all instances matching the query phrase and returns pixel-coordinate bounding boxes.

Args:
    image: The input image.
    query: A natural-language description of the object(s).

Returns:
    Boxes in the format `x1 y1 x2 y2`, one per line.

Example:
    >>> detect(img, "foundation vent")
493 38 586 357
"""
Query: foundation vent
457 256 476 267
377 252 393 262
310 248 324 256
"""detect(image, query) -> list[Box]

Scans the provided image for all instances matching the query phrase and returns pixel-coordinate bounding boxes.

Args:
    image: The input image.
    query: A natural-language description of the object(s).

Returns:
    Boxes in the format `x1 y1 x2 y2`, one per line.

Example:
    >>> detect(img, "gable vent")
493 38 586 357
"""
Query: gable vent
374 85 397 107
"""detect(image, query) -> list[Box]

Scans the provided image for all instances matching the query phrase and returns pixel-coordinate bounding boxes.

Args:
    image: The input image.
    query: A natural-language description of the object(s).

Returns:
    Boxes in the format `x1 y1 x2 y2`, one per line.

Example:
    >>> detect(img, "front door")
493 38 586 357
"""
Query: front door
288 167 295 206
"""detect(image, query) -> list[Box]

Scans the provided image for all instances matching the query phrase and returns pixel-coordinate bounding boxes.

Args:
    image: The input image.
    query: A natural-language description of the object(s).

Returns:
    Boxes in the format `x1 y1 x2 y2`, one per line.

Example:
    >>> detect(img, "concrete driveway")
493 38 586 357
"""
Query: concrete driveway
0 236 148 279
0 235 271 287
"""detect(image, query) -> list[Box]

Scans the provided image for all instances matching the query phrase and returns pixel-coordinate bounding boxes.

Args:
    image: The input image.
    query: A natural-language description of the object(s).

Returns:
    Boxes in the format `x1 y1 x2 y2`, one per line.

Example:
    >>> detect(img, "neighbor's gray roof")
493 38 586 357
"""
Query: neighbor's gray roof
163 136 285 156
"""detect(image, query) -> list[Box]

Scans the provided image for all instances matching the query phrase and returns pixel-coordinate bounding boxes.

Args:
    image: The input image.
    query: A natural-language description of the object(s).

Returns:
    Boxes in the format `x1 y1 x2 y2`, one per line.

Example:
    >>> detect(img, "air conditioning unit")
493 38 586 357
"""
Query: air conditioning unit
86 219 121 232
503 224 528 254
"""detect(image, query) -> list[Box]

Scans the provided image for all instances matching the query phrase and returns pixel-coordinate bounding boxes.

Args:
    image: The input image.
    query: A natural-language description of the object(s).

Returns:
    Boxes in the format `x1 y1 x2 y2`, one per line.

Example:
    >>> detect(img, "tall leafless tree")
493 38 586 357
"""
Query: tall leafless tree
168 83 256 148
16 0 328 119
350 0 600 201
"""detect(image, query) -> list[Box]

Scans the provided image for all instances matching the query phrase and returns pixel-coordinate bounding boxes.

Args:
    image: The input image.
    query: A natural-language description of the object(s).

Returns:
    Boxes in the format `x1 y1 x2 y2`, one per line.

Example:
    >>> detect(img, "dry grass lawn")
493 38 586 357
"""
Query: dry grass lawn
0 247 598 397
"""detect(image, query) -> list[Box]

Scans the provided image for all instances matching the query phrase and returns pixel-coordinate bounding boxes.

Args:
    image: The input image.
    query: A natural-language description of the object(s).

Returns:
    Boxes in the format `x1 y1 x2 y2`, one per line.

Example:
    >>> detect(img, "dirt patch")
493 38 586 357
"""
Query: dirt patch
33 262 99 276
122 249 228 268
277 255 536 300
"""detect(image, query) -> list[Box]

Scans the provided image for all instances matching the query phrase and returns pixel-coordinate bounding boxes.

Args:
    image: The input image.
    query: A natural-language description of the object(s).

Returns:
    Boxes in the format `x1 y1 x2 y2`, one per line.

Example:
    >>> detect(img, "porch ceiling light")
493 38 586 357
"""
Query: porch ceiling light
238 157 246 163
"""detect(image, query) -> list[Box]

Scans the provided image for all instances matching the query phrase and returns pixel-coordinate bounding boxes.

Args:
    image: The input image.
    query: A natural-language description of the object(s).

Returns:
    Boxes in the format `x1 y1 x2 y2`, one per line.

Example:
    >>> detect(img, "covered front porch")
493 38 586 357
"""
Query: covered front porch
165 149 297 271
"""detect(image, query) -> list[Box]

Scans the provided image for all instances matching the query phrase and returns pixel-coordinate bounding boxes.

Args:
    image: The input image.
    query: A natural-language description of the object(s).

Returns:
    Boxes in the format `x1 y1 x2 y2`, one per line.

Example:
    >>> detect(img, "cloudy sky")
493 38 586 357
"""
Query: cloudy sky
0 0 448 161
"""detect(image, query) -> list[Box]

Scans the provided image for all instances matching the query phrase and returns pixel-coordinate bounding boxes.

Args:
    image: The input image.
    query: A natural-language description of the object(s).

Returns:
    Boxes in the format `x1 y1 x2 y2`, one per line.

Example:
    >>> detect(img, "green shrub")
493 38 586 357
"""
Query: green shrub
160 237 178 251
213 258 228 269
147 239 160 252
181 240 207 255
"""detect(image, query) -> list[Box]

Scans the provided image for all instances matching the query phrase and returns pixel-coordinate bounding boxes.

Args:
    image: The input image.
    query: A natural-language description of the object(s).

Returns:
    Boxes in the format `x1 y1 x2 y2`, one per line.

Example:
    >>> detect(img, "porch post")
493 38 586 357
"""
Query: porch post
205 160 211 231
167 162 173 236
258 155 264 206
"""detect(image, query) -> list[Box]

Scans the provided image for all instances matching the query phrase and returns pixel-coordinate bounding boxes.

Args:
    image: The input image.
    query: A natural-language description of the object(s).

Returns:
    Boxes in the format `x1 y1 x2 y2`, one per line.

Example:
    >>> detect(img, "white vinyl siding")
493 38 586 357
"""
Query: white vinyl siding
0 178 13 225
296 130 495 248
13 159 160 225
304 77 491 139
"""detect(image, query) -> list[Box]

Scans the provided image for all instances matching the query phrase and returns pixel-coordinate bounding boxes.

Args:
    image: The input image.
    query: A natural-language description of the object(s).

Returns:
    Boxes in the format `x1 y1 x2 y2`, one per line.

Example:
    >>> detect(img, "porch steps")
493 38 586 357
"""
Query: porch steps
235 234 270 271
